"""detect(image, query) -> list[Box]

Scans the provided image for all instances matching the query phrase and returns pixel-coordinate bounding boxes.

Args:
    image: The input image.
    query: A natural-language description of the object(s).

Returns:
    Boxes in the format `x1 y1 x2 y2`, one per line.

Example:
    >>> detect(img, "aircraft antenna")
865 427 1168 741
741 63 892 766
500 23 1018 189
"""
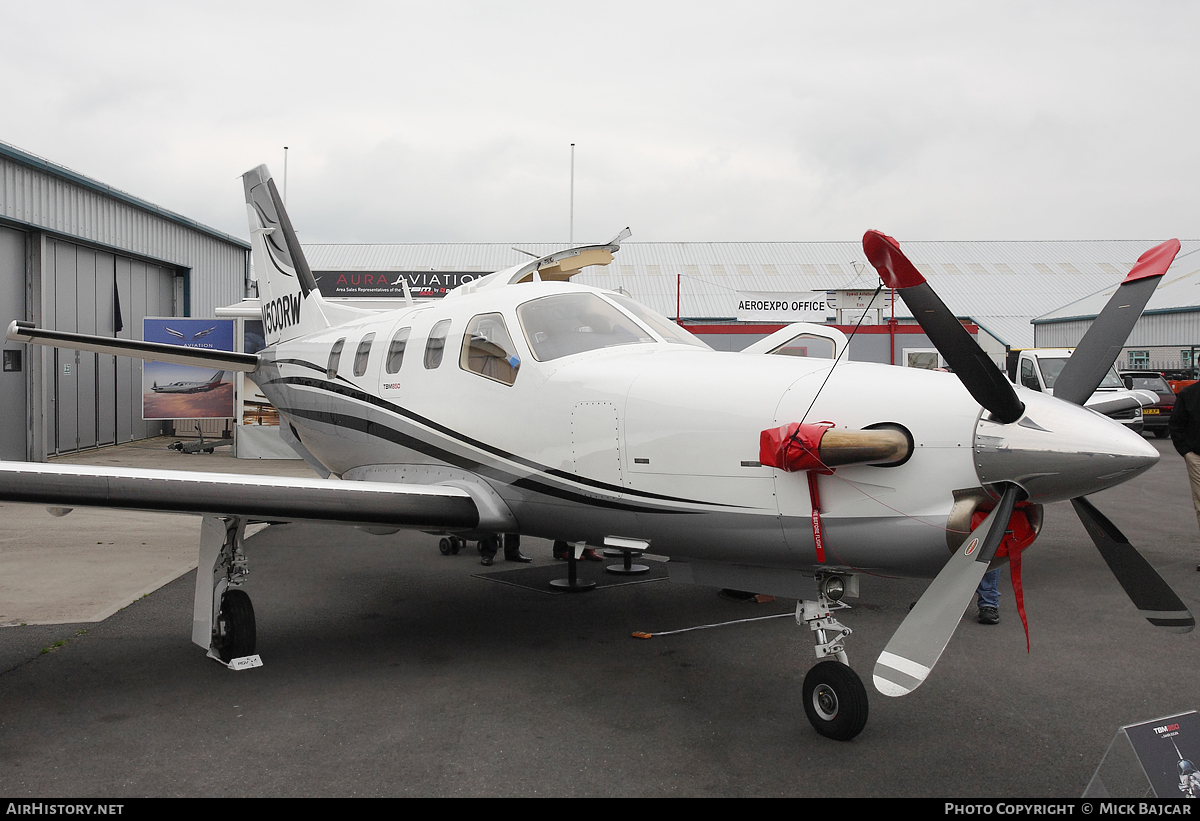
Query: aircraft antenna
799 284 882 425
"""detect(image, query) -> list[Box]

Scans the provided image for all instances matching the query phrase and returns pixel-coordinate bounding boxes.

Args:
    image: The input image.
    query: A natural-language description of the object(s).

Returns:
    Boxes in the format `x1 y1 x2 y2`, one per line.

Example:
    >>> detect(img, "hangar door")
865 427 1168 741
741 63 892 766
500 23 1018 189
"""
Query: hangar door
0 226 26 460
44 238 176 455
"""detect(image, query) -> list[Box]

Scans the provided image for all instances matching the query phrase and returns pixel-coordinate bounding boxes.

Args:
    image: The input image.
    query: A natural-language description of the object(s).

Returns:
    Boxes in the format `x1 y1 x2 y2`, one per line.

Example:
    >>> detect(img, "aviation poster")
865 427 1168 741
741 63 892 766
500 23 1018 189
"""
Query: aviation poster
142 318 236 420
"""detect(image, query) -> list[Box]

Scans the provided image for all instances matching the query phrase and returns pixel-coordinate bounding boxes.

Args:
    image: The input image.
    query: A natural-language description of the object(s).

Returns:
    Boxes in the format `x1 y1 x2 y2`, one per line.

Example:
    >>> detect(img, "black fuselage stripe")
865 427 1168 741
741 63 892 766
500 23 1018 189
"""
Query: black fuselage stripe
276 403 686 514
262 365 740 508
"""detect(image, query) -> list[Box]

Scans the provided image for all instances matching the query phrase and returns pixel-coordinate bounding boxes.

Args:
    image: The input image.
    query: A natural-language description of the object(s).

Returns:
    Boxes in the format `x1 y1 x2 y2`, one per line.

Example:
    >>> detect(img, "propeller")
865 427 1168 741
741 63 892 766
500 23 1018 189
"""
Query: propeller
874 483 1021 696
863 231 1193 698
863 230 1025 424
1052 239 1180 405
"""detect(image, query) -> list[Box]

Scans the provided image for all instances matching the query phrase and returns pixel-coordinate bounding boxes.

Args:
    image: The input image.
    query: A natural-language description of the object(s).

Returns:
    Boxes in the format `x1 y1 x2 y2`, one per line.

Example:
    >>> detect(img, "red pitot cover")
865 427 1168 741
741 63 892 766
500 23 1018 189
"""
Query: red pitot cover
759 423 833 473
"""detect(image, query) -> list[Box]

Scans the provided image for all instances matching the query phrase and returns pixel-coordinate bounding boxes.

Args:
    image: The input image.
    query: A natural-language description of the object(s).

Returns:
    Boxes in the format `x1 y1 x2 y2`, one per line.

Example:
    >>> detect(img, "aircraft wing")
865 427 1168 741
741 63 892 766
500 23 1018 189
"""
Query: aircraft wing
0 462 479 530
7 321 258 372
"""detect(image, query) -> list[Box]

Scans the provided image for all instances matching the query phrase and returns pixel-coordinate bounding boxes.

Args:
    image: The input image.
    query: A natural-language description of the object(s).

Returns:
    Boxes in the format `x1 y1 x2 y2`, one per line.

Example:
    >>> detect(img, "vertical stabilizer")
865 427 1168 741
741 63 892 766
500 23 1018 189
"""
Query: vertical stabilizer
243 165 331 344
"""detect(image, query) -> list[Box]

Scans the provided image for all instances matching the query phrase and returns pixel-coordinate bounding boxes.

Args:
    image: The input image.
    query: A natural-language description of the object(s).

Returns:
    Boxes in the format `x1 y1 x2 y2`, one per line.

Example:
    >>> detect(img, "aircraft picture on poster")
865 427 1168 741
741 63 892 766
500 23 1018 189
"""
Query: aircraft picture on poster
143 318 236 420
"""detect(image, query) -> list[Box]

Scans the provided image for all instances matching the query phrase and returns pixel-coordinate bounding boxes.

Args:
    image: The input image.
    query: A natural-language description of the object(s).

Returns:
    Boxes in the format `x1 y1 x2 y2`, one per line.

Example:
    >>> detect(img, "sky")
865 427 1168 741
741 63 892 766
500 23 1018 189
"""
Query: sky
2 1 1198 245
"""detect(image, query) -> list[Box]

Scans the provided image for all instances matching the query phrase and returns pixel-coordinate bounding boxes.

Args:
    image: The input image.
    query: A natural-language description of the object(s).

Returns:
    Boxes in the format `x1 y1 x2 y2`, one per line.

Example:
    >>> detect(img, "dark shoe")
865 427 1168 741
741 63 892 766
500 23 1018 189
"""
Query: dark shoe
581 548 603 562
978 606 999 625
480 554 493 567
505 551 532 563
552 541 570 561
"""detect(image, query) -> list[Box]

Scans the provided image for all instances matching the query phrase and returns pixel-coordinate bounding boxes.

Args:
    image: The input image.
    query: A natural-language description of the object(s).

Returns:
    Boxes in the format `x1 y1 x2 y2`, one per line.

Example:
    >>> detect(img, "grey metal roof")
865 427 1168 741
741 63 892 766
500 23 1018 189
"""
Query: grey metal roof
303 239 1200 347
1034 243 1200 323
0 140 249 250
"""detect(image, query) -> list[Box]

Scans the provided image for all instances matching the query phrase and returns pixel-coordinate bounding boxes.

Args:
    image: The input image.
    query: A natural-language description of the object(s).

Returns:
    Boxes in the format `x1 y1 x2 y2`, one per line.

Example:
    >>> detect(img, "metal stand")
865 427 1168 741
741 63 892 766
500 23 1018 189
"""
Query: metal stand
550 544 596 592
603 547 649 576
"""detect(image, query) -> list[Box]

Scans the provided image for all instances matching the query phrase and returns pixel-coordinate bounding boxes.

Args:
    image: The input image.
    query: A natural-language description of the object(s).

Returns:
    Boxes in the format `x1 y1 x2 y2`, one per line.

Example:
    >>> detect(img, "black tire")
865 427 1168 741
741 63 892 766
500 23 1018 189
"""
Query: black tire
214 589 256 662
802 660 868 740
439 537 452 556
450 537 461 555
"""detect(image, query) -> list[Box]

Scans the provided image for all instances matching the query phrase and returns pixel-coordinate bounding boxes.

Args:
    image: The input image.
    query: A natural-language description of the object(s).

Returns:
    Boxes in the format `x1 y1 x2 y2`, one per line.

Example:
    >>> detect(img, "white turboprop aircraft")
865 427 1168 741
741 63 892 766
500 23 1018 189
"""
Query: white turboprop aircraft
3 165 1193 740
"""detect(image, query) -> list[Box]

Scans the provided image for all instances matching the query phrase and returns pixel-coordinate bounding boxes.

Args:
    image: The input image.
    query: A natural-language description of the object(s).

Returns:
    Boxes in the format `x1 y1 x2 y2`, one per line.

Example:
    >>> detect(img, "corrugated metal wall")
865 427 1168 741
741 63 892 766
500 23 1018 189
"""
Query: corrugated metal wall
0 147 248 317
0 143 251 458
43 238 176 454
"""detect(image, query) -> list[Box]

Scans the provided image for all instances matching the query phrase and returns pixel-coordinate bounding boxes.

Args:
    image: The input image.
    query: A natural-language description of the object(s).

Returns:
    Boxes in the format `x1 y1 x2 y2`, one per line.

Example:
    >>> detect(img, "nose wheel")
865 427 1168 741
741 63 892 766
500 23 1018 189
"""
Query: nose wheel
802 660 868 740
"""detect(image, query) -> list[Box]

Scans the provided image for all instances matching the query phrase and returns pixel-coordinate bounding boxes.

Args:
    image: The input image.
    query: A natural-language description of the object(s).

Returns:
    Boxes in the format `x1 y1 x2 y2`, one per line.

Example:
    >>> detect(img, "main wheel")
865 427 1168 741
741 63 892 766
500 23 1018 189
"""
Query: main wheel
802 660 868 740
213 589 256 662
439 537 453 556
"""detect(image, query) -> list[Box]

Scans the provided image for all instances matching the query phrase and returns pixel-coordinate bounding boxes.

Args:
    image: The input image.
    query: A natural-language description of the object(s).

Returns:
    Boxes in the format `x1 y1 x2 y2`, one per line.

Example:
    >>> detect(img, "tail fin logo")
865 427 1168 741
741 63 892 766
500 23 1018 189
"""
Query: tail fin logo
263 293 302 335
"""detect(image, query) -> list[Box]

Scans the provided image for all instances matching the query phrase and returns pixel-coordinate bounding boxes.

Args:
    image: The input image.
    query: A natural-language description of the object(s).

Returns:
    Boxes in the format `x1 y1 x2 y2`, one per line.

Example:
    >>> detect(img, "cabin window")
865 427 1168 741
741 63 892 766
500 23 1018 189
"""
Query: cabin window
326 338 345 379
353 333 375 377
385 327 411 374
766 333 835 359
424 320 451 369
516 293 654 362
608 293 710 349
460 313 520 386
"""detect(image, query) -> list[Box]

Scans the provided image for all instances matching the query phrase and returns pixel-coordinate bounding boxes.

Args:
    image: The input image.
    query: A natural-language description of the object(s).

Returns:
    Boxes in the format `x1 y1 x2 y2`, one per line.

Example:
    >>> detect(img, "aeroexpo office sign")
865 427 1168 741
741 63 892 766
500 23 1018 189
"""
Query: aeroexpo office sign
736 291 832 323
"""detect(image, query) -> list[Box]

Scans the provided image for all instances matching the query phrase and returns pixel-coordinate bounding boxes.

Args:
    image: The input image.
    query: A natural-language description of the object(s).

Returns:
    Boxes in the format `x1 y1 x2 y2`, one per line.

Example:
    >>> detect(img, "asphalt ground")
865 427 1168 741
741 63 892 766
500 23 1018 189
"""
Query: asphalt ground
0 437 1197 797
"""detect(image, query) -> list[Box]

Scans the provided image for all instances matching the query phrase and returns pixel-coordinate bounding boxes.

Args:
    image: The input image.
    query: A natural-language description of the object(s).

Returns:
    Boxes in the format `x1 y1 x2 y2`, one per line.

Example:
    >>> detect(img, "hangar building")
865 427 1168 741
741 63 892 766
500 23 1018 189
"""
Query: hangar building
1034 242 1200 373
303 239 1195 365
0 141 250 461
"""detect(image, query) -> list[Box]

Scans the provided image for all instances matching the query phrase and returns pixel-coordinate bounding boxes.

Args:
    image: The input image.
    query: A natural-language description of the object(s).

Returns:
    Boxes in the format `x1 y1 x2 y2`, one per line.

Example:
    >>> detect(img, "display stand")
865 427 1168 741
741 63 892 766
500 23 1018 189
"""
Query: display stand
549 546 596 592
1083 710 1199 798
603 547 649 576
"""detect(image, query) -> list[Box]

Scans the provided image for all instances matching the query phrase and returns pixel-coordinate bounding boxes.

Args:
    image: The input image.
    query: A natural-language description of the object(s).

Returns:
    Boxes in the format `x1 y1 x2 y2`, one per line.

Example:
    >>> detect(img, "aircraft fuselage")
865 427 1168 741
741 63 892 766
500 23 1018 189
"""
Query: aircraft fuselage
252 280 1157 580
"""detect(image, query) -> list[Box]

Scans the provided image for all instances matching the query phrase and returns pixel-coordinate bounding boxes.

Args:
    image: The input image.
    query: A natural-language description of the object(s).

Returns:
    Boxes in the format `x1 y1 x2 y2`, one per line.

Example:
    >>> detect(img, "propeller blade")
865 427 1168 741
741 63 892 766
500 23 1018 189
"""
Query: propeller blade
873 483 1021 696
863 230 1025 424
1070 496 1194 632
1052 239 1180 406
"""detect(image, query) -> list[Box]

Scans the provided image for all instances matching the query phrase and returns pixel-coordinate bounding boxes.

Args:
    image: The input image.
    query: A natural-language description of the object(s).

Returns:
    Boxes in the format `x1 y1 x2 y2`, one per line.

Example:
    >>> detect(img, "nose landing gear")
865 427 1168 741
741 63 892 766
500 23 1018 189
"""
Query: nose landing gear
797 574 868 740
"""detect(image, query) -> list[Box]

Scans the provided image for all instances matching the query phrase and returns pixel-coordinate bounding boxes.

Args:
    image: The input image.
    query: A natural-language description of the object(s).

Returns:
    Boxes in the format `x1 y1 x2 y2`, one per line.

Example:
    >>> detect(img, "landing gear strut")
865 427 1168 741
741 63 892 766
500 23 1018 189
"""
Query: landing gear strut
194 515 257 663
797 574 868 740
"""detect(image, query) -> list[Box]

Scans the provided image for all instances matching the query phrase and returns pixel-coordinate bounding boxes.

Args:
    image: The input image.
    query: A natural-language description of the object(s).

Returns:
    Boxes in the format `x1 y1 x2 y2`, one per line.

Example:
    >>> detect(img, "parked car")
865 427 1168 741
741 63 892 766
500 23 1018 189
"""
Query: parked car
1119 370 1176 437
1006 348 1145 432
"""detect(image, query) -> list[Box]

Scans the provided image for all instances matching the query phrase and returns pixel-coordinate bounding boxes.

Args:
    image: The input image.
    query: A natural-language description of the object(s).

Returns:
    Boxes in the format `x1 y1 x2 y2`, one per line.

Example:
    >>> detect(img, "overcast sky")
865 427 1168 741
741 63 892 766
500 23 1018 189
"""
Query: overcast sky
2 1 1197 245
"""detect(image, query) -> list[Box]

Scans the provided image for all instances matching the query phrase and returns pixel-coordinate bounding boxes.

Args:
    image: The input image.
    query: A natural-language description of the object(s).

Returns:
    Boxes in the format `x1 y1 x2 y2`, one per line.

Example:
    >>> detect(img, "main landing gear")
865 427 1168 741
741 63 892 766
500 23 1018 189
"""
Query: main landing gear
194 515 257 664
797 574 868 740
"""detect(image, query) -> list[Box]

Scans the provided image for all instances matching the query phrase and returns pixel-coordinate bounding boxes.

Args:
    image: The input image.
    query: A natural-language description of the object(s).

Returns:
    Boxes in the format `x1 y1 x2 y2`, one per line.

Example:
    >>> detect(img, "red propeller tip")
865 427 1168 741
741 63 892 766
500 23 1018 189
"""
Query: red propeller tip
862 230 927 290
1123 238 1181 284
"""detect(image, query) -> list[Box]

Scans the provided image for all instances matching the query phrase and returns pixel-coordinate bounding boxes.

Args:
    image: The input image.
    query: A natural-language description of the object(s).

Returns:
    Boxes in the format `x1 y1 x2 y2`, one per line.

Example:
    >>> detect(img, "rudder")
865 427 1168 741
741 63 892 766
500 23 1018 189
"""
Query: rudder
243 165 331 345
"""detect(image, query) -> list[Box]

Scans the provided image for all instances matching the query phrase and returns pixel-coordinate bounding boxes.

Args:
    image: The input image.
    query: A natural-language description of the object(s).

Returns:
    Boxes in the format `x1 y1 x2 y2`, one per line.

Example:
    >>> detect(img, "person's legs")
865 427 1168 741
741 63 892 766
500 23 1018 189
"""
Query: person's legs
977 567 1000 623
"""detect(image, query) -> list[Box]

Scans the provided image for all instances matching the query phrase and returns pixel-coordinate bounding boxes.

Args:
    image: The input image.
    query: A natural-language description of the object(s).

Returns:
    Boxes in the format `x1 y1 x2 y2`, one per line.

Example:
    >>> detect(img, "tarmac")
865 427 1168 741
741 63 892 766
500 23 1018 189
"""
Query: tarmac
0 435 1197 797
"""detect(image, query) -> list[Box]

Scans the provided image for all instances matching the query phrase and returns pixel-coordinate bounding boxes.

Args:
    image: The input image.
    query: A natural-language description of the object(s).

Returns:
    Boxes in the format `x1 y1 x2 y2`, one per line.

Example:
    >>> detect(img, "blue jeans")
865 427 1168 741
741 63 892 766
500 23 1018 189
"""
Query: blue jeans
977 568 1000 609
